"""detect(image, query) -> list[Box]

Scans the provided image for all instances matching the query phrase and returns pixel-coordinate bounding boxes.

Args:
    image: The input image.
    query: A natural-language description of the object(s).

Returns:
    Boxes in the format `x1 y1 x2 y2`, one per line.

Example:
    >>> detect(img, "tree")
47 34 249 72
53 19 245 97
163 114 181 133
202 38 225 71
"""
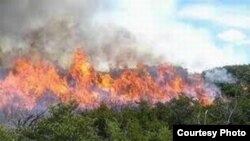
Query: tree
19 102 100 141
0 125 17 141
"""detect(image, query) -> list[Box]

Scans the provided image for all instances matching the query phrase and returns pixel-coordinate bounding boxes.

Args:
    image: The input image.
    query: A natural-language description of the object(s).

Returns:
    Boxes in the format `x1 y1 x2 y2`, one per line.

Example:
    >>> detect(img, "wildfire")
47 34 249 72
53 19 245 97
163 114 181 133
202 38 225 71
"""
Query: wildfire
0 49 215 115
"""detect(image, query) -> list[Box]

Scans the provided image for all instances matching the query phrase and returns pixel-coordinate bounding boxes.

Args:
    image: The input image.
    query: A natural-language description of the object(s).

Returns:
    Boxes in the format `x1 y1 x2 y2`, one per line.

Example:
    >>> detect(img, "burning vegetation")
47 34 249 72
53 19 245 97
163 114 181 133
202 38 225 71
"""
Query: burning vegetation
1 1 250 141
0 48 217 117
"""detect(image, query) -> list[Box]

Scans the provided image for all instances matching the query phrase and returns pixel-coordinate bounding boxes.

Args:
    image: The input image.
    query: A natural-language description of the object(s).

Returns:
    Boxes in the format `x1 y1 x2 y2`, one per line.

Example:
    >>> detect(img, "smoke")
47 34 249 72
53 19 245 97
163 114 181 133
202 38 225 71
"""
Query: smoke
0 0 107 37
0 0 247 73
204 68 236 84
0 0 162 71
0 0 237 94
0 0 99 67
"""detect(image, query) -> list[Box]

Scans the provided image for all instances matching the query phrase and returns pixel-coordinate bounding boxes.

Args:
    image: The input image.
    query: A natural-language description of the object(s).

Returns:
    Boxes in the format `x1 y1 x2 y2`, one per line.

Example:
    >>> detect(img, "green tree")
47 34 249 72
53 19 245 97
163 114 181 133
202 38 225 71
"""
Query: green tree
106 119 124 141
0 125 16 141
20 102 100 141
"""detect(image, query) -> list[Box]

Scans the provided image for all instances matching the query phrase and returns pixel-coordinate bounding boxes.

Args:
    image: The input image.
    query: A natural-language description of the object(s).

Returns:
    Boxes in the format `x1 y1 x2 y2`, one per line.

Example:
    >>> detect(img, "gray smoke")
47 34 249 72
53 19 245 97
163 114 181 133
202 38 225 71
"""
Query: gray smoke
204 68 236 83
0 0 105 68
0 0 108 37
0 0 161 70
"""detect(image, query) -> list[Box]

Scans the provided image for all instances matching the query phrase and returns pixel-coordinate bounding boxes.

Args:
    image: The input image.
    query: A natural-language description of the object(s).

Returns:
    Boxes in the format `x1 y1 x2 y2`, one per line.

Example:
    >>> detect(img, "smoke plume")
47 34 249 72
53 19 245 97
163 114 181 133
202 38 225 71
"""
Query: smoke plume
204 68 236 84
0 0 161 71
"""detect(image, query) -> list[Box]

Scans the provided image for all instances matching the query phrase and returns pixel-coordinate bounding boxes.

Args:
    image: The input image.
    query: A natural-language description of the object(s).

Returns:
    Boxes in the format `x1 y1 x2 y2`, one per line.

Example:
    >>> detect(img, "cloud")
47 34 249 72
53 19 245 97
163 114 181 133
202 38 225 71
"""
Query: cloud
178 4 250 29
178 4 215 20
218 29 247 43
98 1 248 72
146 23 247 72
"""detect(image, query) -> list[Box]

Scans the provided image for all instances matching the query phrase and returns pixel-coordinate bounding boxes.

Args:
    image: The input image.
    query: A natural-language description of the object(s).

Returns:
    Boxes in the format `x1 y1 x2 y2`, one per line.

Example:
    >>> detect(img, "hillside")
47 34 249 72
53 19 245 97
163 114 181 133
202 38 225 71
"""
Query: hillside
0 65 249 141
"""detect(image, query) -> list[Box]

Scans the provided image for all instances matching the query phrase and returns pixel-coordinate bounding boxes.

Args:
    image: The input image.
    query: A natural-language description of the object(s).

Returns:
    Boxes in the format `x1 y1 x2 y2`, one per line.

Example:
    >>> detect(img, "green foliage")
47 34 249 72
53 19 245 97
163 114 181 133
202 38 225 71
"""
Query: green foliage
219 83 243 97
20 103 100 141
0 125 16 141
106 120 124 141
1 93 249 140
154 96 203 127
13 101 174 141
0 64 250 140
225 65 250 85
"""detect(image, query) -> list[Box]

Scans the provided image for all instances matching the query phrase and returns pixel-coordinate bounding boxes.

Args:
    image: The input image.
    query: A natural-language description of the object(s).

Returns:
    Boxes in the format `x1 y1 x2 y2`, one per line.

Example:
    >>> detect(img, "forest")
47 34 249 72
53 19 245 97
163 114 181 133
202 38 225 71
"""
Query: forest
0 64 249 141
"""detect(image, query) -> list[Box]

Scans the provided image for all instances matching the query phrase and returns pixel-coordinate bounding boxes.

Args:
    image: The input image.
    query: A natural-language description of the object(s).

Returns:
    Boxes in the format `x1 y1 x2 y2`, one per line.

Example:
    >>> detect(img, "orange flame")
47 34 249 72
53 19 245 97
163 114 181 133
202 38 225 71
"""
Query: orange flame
0 49 214 115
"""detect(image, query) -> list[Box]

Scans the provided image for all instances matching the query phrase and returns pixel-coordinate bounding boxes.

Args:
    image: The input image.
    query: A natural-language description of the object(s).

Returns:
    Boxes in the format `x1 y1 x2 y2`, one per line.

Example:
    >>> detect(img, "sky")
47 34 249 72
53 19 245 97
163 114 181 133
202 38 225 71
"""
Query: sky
0 0 249 72
94 0 250 72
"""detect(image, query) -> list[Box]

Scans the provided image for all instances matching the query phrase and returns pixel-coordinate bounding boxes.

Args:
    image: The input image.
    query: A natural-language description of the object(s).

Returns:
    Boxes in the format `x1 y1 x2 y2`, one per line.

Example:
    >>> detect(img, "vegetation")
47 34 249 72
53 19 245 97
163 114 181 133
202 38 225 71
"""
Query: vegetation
0 65 250 141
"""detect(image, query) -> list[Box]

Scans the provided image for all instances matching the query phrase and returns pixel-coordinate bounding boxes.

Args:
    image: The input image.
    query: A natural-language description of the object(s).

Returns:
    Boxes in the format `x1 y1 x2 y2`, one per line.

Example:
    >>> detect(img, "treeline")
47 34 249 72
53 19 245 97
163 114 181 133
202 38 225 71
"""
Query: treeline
0 65 250 141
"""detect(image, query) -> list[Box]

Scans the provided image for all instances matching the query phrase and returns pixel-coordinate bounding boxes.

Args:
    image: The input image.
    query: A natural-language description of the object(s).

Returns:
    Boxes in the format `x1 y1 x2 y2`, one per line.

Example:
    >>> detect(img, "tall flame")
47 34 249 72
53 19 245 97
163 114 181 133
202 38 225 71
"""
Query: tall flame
0 49 215 116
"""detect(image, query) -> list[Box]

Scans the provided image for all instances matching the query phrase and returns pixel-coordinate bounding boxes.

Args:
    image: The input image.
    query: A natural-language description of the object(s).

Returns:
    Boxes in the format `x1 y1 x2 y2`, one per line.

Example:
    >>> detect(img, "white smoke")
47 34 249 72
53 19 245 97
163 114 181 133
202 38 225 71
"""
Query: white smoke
204 68 236 83
0 0 247 72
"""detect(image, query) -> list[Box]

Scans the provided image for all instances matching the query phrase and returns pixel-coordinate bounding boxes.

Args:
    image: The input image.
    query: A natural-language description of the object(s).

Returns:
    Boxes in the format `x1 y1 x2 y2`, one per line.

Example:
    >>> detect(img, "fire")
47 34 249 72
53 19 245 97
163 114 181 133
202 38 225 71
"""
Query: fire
0 49 214 115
